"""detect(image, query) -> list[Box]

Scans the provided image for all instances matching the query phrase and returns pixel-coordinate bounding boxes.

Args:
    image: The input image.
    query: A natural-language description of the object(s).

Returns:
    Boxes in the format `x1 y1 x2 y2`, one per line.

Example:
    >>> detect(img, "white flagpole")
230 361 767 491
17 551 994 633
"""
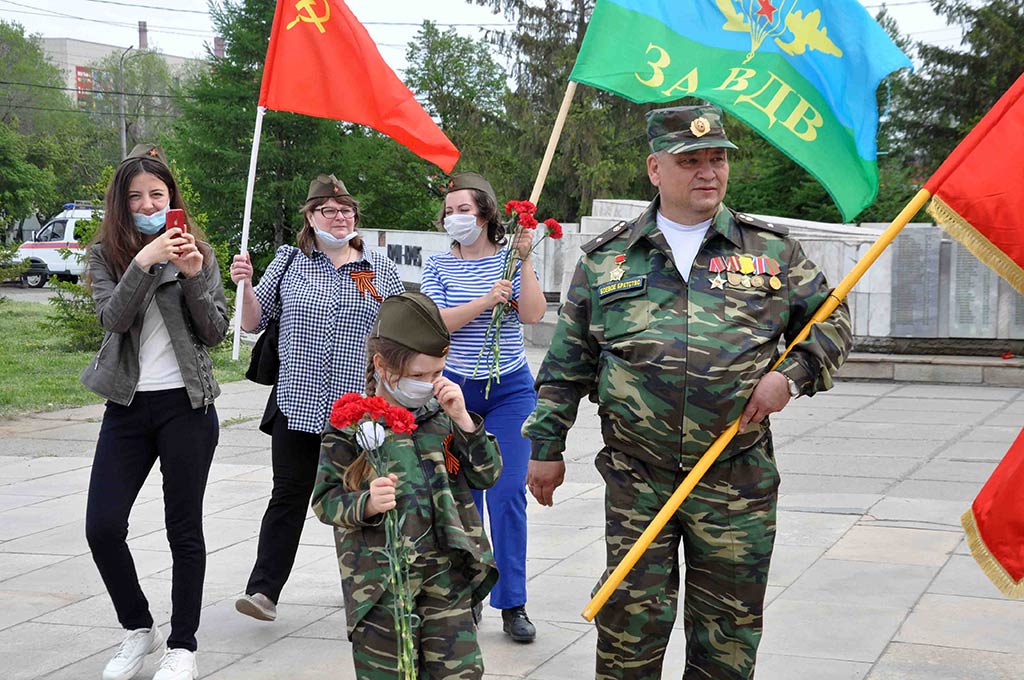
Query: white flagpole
232 105 267 361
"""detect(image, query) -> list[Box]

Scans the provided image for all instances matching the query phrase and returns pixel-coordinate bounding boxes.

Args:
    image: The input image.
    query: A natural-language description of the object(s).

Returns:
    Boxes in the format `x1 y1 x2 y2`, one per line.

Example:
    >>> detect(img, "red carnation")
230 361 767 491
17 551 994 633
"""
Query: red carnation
504 200 516 215
384 406 418 434
330 397 367 430
544 218 563 239
517 200 536 215
364 395 390 419
518 213 538 229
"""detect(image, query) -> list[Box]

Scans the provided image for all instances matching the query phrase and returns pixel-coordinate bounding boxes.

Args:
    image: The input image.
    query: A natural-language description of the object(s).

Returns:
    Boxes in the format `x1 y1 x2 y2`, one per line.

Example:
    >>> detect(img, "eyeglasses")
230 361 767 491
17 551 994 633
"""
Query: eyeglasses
317 207 356 220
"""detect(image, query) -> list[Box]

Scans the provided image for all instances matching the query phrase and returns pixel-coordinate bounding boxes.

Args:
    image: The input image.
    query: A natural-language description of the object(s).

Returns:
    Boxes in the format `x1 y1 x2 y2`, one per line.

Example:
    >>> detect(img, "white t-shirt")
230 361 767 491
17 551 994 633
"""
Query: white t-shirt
137 297 185 392
656 212 712 282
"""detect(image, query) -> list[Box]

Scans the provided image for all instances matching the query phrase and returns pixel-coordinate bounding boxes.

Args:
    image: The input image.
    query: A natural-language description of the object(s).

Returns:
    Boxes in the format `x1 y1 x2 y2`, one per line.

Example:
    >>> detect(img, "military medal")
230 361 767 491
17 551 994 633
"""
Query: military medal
751 256 767 288
708 257 727 289
609 254 626 281
767 258 783 290
739 256 755 287
724 255 742 286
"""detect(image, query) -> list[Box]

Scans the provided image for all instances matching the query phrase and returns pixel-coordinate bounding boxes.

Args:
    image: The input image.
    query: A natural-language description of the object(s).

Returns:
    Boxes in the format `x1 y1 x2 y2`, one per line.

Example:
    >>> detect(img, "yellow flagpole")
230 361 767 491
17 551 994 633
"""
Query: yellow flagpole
581 187 933 621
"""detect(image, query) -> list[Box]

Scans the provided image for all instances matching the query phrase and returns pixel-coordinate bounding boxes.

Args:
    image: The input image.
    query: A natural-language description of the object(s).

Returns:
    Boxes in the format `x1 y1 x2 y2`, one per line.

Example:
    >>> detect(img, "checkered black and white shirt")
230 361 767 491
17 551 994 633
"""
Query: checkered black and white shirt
254 245 405 434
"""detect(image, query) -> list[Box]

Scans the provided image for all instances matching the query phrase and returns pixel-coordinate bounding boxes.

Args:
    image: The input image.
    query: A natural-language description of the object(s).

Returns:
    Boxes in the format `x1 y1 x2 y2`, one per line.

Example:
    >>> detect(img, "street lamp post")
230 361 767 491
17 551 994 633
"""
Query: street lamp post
118 45 134 159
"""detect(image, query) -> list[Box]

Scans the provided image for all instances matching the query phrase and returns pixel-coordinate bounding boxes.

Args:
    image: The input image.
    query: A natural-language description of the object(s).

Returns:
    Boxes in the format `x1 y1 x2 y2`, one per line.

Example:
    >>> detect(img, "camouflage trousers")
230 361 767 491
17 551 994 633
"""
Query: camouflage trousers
351 553 483 679
593 437 780 680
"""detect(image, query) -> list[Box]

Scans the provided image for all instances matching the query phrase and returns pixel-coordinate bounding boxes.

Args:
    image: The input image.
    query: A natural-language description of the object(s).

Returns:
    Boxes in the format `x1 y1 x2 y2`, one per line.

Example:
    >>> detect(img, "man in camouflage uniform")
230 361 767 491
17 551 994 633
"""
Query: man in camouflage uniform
524 106 852 679
312 292 502 679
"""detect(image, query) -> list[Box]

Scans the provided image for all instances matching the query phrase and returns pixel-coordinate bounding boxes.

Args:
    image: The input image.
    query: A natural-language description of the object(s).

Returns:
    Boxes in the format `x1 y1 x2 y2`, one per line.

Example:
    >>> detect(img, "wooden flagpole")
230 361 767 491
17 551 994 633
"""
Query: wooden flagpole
581 187 933 621
529 82 578 205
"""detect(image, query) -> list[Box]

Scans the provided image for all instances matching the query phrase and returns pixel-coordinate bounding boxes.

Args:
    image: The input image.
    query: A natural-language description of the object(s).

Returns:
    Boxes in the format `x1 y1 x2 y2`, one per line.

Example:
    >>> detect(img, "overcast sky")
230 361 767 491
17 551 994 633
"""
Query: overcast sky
2 0 966 68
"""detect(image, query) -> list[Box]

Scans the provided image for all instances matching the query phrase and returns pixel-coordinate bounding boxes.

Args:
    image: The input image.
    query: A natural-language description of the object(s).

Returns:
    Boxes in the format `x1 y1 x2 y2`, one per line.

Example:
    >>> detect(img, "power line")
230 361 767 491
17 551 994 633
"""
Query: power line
0 78 196 100
1 103 178 118
0 0 214 37
79 0 209 14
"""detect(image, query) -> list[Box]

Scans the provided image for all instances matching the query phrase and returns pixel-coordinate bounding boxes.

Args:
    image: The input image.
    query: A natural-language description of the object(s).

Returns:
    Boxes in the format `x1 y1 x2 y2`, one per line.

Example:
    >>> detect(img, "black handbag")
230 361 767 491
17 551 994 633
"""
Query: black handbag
245 247 299 385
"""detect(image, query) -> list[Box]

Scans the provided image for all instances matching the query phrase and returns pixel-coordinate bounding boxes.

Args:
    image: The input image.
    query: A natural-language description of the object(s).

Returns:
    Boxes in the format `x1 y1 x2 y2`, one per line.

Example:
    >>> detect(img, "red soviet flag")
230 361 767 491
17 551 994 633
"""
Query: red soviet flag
924 71 1024 295
962 427 1024 598
258 0 459 172
928 71 1024 598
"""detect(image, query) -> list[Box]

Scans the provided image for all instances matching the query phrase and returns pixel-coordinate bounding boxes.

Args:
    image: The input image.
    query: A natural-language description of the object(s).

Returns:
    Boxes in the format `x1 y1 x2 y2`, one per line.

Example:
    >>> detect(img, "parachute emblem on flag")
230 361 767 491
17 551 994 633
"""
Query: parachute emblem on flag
714 0 843 63
287 0 331 33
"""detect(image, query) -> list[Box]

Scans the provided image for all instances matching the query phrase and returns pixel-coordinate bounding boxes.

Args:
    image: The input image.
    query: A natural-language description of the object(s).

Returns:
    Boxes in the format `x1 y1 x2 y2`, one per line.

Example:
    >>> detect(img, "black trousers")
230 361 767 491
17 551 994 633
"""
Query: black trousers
85 388 218 652
245 411 321 602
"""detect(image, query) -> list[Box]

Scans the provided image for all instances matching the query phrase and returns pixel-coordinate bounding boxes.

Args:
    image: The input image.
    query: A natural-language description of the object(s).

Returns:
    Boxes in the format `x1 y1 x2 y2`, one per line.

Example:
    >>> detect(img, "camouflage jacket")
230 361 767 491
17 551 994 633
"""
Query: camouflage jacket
524 198 852 470
311 403 501 638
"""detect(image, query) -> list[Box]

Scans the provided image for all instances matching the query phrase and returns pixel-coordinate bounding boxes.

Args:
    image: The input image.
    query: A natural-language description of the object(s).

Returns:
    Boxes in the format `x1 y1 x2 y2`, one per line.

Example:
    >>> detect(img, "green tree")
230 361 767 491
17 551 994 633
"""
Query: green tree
469 0 654 219
403 20 519 201
0 21 109 222
86 49 188 162
890 0 1024 175
0 120 56 237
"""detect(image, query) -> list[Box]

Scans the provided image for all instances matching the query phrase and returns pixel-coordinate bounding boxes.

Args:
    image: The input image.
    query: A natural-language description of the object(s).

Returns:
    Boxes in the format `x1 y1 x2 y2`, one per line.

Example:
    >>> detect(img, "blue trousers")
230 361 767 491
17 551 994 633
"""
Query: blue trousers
447 363 536 610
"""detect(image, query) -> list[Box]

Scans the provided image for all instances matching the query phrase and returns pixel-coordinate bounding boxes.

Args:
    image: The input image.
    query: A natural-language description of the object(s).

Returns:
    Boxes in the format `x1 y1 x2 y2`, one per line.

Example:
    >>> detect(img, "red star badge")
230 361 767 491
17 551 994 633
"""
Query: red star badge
755 0 777 22
148 148 159 157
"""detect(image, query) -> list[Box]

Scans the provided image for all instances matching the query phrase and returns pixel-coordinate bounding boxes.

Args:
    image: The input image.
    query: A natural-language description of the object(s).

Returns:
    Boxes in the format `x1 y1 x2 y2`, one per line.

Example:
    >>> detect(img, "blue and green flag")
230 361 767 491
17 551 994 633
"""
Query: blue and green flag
570 0 912 220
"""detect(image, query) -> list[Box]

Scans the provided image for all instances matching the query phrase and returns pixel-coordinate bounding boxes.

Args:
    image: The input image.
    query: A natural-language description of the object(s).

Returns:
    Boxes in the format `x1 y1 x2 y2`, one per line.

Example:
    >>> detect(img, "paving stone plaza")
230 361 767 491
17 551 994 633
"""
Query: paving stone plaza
2 347 1024 679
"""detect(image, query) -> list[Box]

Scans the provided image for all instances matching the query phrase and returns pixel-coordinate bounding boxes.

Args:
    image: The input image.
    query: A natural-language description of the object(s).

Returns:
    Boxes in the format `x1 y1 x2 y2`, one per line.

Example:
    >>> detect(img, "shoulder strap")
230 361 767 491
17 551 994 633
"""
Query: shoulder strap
731 210 789 235
581 221 630 254
274 246 300 305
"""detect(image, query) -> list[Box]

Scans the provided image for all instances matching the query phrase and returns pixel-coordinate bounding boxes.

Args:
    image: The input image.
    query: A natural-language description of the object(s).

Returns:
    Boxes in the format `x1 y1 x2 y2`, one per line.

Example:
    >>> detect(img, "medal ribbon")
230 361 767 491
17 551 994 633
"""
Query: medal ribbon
443 433 460 475
350 269 382 301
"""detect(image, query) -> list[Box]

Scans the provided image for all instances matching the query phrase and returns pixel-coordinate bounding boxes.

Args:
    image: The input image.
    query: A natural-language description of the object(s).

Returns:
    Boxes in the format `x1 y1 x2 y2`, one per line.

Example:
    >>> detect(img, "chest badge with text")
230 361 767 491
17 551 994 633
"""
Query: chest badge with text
598 275 647 301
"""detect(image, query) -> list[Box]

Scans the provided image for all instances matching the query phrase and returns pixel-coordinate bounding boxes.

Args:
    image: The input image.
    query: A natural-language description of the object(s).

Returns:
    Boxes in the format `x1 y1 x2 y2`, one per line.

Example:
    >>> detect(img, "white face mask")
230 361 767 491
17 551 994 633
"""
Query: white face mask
315 228 359 249
443 213 482 246
378 371 435 408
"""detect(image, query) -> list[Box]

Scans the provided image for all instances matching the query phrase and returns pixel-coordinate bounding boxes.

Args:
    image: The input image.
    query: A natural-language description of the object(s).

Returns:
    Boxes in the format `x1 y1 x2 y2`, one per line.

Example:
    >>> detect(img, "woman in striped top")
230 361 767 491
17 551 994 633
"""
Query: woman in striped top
420 172 546 643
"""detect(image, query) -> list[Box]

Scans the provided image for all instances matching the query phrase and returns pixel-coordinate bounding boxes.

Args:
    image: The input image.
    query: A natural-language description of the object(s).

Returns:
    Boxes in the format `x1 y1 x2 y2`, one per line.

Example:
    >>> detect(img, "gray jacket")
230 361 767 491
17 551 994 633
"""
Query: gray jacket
80 242 229 409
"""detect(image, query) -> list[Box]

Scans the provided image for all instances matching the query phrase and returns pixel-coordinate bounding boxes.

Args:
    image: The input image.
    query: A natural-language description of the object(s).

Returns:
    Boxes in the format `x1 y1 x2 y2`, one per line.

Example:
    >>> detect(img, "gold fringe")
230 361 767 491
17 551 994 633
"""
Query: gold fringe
927 196 1024 297
961 509 1024 599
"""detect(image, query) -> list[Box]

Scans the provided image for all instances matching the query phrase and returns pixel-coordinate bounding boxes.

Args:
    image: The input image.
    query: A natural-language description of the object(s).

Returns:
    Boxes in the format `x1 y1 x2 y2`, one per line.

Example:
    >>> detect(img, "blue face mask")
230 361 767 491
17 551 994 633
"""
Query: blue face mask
133 206 169 235
315 228 359 249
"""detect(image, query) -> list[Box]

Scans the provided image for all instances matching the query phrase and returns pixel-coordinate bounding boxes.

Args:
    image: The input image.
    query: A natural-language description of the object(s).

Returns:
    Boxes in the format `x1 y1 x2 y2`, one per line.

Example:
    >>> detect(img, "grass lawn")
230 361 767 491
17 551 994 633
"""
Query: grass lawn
0 300 252 419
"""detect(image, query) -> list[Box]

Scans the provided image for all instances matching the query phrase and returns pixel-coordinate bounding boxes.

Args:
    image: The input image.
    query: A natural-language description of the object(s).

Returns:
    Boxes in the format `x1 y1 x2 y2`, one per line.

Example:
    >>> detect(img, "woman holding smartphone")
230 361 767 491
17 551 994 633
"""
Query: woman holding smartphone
81 143 228 680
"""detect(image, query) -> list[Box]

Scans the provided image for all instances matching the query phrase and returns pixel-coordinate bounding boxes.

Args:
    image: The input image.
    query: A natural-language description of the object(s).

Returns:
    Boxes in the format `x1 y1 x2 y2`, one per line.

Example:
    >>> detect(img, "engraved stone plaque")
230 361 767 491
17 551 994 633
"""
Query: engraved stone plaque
891 227 941 337
948 241 998 337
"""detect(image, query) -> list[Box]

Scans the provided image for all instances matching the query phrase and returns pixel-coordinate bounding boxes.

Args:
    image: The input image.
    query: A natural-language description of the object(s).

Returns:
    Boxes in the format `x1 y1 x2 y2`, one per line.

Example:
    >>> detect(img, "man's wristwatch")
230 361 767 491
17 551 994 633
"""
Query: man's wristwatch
785 376 800 399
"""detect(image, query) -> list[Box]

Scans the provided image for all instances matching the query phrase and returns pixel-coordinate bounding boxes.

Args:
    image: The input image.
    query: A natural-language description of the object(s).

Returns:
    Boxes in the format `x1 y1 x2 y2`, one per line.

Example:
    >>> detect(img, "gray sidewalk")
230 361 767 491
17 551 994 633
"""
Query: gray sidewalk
2 347 1023 679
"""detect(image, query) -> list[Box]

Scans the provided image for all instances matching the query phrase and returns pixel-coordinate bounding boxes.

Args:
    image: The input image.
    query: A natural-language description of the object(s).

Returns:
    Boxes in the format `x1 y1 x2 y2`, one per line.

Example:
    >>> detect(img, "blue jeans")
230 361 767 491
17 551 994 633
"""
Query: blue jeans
447 363 536 610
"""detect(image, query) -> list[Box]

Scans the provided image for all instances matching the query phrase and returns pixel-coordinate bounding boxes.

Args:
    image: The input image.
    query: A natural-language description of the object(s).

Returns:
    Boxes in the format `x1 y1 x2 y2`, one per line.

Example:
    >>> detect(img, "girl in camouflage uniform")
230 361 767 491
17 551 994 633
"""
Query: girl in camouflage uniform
311 292 502 679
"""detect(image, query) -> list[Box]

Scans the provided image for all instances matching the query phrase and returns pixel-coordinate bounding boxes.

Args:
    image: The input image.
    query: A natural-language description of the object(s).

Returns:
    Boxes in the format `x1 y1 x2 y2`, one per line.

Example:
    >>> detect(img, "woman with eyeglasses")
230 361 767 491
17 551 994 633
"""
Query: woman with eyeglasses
228 174 404 622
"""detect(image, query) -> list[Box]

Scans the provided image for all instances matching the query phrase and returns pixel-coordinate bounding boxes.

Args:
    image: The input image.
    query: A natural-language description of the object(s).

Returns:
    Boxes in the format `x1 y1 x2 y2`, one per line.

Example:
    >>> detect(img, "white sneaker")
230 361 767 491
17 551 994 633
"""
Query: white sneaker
152 648 198 680
102 627 164 680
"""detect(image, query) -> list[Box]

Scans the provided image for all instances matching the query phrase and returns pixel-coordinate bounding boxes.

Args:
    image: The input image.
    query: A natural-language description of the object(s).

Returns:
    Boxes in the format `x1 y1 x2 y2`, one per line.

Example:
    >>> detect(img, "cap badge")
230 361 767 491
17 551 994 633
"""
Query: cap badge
690 117 711 138
147 148 160 157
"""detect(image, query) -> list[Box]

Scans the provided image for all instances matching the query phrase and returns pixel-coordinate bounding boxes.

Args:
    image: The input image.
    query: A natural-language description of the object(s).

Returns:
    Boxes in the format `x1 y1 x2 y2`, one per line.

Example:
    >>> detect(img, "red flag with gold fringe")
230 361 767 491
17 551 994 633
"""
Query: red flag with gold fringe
928 71 1024 597
961 427 1024 598
924 72 1024 295
258 0 459 172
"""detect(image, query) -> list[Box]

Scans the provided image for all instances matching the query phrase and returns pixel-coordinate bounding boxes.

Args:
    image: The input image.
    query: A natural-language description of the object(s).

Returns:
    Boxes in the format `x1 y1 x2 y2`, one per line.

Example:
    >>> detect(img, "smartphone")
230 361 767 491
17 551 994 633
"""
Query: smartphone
166 208 186 234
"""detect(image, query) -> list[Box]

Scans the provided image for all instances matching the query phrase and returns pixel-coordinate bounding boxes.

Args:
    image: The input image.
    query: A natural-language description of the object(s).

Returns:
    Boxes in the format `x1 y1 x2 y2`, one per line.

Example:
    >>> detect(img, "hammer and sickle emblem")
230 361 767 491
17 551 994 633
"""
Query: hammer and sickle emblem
286 0 331 34
690 117 711 138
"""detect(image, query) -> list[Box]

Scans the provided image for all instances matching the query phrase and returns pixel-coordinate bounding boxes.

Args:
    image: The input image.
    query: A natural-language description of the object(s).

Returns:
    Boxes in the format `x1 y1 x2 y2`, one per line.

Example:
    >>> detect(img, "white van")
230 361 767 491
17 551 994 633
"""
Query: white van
16 202 95 287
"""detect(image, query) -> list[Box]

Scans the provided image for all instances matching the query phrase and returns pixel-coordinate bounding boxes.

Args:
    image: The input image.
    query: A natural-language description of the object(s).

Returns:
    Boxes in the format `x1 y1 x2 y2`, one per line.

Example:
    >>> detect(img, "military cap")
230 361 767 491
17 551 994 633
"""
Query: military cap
445 172 496 205
121 143 168 167
373 292 450 357
307 173 350 201
646 105 738 154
